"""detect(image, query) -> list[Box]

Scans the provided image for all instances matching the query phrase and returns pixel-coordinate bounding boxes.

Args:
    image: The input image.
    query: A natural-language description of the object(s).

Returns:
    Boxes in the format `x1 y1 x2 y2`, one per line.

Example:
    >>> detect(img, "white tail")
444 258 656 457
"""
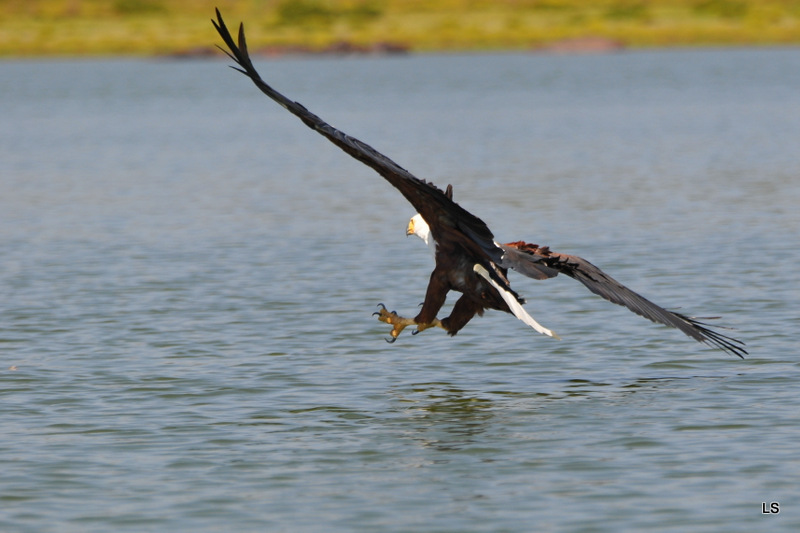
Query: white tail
473 264 560 339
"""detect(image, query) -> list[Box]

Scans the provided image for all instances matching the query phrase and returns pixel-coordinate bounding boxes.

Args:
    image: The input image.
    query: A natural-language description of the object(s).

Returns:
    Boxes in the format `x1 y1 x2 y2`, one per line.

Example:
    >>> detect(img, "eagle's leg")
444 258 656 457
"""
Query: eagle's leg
439 294 482 336
410 318 444 335
374 304 443 343
374 269 449 342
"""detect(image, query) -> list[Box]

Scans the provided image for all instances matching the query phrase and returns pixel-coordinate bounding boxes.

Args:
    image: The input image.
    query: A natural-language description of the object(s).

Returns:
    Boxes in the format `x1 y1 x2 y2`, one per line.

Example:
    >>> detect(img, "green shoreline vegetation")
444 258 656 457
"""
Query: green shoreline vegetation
2 0 800 57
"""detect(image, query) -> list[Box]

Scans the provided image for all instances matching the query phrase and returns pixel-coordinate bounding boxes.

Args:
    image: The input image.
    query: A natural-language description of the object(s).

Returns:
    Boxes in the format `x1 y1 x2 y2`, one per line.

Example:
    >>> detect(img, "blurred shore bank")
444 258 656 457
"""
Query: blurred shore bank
2 0 800 57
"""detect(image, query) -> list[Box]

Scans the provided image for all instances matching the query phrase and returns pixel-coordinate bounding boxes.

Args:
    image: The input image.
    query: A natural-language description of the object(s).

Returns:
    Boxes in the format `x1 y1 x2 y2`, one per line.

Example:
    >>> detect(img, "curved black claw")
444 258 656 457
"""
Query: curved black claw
373 303 387 317
411 329 420 336
385 336 397 344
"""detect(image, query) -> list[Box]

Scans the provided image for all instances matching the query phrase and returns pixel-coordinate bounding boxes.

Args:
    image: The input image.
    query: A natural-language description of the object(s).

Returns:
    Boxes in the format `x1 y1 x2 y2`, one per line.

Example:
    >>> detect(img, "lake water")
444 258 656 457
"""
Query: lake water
1 47 799 532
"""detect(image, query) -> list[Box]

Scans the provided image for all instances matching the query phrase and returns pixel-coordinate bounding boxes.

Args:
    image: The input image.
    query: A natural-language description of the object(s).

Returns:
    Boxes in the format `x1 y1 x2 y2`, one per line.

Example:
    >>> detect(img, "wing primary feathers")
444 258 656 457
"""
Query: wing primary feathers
213 10 409 172
501 242 747 358
213 10 500 258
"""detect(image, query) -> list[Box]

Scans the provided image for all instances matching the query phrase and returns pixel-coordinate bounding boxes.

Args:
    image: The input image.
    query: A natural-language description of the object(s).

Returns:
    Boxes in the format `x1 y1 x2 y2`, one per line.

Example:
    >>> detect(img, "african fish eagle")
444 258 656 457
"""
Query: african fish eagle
213 10 746 358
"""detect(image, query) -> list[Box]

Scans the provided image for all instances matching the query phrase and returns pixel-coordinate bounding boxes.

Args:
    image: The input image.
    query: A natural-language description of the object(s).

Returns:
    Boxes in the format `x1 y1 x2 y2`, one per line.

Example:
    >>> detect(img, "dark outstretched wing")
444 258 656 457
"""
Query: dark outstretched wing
500 241 747 358
212 10 500 263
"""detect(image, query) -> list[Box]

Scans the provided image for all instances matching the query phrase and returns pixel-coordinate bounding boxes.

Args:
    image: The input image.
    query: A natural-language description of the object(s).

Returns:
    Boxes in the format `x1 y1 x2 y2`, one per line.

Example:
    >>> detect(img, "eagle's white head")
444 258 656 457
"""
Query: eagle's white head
407 213 436 256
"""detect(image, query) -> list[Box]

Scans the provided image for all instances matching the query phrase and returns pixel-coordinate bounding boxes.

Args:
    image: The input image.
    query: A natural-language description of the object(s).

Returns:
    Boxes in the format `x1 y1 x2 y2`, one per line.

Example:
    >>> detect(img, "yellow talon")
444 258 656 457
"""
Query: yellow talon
374 304 444 342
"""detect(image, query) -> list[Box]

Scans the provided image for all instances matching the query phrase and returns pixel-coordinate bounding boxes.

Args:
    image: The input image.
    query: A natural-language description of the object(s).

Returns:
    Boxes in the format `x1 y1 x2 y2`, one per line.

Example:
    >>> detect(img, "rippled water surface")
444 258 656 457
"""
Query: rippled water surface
1 48 799 531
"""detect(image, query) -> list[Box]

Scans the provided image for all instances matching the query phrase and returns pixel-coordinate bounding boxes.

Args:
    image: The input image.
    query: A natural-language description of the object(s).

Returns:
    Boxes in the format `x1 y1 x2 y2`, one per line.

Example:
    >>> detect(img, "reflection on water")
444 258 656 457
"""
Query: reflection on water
394 383 495 452
390 371 745 457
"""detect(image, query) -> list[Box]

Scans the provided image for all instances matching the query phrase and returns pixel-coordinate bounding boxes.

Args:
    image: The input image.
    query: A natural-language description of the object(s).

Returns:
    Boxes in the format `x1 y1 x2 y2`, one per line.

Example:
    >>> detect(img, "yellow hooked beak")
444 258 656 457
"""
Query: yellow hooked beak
406 218 415 236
